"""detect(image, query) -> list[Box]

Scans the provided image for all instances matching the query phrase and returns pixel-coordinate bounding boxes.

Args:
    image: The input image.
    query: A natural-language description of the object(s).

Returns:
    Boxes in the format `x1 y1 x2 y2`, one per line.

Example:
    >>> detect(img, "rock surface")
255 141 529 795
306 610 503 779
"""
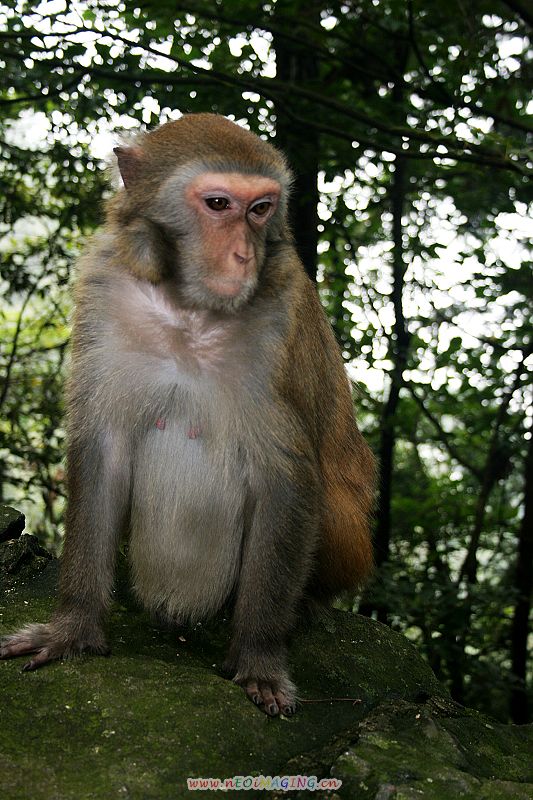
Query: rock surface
0 504 25 543
1 521 532 800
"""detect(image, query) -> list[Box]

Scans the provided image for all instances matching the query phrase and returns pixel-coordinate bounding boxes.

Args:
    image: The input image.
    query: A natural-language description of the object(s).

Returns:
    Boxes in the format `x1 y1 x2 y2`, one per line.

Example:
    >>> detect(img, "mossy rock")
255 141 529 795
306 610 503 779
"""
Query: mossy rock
0 534 52 590
0 504 25 543
1 533 531 800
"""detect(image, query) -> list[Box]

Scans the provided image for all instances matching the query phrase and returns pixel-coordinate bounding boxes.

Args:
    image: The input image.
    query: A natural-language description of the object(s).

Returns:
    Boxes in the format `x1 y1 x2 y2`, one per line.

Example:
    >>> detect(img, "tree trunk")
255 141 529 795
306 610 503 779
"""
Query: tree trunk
272 0 320 281
375 152 409 567
510 428 533 724
360 153 409 622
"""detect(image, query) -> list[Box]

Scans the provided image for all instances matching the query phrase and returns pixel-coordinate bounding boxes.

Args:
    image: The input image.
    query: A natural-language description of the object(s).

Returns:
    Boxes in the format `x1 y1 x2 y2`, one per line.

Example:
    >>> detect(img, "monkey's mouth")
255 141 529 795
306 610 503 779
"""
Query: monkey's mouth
203 275 253 298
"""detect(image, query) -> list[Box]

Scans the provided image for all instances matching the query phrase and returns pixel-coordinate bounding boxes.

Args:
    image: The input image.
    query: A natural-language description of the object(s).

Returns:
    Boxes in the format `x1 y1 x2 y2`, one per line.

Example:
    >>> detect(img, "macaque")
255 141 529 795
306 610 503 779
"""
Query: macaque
0 114 375 716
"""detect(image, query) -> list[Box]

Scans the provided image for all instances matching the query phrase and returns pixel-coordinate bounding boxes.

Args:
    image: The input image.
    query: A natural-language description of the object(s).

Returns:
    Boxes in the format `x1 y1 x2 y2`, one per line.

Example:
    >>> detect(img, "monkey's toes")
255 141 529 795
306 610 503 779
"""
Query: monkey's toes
244 680 297 717
1 623 109 669
0 628 45 660
0 627 59 670
21 648 56 671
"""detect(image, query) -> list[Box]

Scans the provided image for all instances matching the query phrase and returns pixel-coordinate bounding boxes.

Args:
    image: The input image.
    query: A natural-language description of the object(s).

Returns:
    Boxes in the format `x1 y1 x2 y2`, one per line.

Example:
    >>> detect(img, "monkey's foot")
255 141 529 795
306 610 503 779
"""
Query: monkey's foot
224 651 298 716
0 622 109 671
242 675 297 717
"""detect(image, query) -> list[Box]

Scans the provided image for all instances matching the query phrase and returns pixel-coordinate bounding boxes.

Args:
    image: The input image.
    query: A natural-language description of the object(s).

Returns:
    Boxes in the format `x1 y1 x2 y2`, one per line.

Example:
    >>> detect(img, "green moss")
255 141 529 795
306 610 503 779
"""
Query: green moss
327 700 533 800
1 553 531 800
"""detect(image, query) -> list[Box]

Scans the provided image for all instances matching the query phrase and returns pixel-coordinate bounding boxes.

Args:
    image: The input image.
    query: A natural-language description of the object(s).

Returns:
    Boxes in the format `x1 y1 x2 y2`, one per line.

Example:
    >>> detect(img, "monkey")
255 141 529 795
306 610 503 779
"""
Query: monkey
0 114 375 716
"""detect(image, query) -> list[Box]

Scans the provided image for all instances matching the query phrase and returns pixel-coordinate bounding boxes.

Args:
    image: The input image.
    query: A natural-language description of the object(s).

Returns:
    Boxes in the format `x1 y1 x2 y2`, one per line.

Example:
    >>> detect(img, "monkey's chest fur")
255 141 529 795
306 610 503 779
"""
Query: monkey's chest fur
102 280 274 623
129 415 246 623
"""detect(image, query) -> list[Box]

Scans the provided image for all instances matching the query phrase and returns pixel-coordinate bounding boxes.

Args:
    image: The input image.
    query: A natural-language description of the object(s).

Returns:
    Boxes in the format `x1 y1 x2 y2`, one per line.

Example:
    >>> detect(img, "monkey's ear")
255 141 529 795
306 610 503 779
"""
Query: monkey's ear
113 146 144 189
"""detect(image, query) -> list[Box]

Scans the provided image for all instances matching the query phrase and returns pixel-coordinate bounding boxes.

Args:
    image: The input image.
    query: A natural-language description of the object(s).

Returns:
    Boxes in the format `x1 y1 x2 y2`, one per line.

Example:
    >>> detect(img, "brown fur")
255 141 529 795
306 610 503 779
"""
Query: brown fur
0 114 375 716
277 272 375 595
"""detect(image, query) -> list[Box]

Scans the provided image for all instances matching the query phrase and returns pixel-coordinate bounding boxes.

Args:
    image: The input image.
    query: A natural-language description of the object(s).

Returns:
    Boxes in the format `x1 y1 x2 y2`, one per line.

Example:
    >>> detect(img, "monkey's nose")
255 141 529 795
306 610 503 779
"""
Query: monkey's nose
234 252 254 265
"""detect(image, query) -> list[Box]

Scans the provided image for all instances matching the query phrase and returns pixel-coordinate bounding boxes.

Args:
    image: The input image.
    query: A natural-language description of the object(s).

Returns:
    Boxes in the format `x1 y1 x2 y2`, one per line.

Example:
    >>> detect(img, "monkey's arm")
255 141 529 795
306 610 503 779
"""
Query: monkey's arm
224 419 320 717
0 427 130 670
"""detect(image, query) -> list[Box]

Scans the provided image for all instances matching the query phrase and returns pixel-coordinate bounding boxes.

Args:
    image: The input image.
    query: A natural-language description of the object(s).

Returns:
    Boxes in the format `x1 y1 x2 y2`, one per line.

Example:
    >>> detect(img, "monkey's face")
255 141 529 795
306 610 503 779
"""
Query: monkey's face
176 172 280 311
113 116 292 311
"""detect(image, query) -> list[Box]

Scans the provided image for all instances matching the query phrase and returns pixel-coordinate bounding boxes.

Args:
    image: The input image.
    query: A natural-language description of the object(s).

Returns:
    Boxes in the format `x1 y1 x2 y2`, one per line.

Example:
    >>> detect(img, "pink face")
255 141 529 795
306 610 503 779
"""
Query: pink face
185 172 281 298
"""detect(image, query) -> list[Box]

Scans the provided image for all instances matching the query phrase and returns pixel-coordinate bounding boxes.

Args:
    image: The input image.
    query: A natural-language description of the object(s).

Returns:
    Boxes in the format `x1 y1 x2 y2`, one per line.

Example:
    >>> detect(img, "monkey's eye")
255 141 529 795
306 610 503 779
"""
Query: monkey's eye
205 197 230 211
250 201 272 218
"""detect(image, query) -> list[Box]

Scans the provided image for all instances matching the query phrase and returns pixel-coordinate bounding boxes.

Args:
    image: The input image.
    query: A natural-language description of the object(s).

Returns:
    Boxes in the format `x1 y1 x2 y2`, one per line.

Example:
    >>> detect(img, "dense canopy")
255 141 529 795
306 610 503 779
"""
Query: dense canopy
0 0 531 723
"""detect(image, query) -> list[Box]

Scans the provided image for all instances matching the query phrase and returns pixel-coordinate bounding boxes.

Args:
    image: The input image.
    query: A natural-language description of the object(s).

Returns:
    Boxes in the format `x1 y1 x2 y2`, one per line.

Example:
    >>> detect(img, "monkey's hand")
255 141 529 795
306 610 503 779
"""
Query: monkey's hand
229 661 298 717
0 617 110 671
242 675 297 717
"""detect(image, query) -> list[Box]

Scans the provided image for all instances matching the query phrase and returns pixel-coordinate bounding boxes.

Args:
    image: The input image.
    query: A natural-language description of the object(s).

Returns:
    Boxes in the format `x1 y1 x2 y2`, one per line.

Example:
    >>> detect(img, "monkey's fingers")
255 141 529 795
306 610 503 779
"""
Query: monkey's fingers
244 680 297 717
1 624 63 669
245 680 278 715
276 692 297 717
0 634 41 660
0 623 53 660
22 648 55 671
1 637 56 670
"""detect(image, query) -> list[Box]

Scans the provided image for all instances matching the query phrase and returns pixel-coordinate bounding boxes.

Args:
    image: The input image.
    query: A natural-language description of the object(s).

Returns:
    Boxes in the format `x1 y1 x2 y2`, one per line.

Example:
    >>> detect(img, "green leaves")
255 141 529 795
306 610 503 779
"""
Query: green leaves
0 0 531 722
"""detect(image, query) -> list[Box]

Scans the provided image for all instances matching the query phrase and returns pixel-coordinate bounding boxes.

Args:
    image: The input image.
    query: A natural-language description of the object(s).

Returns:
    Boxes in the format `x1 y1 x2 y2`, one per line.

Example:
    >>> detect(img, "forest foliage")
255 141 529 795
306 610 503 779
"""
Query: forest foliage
0 0 531 724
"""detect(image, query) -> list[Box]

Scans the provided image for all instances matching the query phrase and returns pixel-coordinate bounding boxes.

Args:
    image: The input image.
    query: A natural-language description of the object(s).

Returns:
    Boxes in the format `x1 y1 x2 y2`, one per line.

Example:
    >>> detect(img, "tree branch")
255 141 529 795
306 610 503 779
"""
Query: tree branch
408 385 482 479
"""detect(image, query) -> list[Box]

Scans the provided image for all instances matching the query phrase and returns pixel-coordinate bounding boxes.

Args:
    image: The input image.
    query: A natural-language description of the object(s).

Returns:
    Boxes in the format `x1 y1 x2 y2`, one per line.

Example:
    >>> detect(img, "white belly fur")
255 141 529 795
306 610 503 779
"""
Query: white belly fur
128 399 246 623
94 279 255 622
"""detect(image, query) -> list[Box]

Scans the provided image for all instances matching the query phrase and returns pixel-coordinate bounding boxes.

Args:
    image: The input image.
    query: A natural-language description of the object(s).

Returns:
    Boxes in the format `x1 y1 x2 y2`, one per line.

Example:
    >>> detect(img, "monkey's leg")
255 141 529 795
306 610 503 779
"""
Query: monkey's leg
0 431 130 670
224 467 319 716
